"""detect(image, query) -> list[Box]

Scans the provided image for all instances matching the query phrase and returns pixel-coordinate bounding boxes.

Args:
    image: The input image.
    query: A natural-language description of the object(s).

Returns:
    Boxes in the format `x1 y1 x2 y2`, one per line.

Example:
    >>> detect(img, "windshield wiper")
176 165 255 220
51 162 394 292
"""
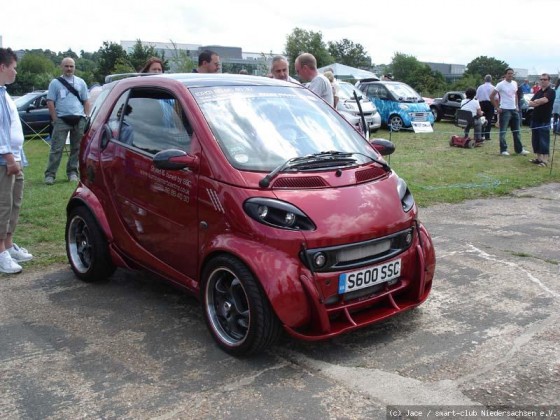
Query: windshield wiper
259 151 358 188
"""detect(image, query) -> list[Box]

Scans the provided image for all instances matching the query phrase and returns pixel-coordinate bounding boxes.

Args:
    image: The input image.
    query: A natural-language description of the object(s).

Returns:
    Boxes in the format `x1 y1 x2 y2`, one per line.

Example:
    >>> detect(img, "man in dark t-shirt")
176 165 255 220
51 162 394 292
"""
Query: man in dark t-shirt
527 73 555 166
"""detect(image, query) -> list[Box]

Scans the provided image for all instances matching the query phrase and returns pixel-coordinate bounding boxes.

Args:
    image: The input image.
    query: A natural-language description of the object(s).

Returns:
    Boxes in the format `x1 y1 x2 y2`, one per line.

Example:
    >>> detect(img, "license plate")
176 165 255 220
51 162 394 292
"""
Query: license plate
338 259 401 294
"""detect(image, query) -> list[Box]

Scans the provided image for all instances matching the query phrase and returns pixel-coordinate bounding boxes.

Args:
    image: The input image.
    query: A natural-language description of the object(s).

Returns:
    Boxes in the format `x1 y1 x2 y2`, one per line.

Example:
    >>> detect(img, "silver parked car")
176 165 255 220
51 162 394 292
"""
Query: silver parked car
336 81 381 136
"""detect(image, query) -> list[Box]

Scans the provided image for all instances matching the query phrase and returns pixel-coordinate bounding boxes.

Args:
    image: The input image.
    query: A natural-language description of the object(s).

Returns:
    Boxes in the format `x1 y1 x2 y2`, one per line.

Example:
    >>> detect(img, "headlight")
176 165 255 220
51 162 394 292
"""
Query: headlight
244 198 316 230
340 101 356 111
399 104 409 110
396 176 415 212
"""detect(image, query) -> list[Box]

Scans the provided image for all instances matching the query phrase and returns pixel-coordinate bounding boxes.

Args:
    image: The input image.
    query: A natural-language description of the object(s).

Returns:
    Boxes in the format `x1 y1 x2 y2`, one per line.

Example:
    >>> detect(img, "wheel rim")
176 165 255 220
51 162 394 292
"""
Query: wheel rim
206 267 250 346
390 116 403 131
67 215 93 273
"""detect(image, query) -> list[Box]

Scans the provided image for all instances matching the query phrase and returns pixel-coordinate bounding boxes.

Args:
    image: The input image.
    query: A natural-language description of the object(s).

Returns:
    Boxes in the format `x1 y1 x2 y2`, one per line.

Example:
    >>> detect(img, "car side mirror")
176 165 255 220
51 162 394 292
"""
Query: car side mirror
369 138 395 156
153 149 199 171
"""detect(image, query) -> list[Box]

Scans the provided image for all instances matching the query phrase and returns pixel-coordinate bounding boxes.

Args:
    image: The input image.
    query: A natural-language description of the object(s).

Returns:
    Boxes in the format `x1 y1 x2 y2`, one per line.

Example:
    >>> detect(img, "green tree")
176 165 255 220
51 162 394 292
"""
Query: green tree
95 41 130 83
327 39 371 68
465 56 509 84
10 52 57 94
284 28 333 74
128 39 168 72
169 40 195 73
452 73 481 92
390 52 446 95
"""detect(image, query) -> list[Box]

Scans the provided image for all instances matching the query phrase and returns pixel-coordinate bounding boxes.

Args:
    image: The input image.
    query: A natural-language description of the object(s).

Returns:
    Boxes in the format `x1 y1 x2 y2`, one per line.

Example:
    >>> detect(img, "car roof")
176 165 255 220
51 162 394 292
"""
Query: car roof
105 73 298 89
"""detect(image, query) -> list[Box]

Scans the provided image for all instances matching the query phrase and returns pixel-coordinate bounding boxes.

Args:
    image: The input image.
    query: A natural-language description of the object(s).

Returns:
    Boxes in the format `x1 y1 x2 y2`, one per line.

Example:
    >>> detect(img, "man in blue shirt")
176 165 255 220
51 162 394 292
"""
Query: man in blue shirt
44 57 90 185
520 79 531 94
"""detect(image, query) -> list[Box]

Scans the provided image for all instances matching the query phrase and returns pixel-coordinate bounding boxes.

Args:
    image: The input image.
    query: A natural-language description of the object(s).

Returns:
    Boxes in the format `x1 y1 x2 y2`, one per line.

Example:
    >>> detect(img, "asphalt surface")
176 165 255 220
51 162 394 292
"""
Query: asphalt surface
1 183 559 419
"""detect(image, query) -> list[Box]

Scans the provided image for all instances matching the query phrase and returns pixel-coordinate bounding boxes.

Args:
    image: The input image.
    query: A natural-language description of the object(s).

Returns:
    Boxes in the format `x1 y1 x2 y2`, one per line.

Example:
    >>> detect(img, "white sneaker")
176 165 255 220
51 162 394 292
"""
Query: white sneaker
8 244 33 262
518 149 530 156
0 250 22 274
501 151 510 156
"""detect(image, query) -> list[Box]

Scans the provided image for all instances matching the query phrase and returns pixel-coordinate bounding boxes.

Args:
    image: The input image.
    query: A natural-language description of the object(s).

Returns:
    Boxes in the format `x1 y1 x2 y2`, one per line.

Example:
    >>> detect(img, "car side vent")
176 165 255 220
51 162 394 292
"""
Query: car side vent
271 177 328 189
355 166 386 183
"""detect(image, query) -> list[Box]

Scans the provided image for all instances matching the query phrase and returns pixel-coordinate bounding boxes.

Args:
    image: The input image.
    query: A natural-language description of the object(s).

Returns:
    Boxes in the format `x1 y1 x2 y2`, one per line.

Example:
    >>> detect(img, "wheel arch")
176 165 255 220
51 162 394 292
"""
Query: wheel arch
199 238 312 329
66 188 114 244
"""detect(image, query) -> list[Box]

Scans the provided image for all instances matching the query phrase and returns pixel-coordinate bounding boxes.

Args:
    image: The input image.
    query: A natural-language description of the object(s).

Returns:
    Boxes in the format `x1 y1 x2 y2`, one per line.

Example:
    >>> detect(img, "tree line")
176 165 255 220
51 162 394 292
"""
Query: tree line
8 28 512 97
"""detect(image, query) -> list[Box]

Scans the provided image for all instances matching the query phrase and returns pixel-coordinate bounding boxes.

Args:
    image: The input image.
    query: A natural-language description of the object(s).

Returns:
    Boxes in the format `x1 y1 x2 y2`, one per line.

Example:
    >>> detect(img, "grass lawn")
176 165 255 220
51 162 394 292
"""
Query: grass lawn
15 122 560 270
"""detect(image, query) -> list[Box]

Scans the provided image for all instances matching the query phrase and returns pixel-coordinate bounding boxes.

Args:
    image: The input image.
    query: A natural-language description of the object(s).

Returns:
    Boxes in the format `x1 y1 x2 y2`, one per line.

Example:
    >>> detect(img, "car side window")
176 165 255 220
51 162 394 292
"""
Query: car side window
108 89 193 154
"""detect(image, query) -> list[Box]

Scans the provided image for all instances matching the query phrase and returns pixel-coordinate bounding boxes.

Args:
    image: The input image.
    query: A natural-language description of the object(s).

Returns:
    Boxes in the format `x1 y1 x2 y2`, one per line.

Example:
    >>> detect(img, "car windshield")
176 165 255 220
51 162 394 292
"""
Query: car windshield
190 85 377 171
386 83 423 103
338 82 367 101
14 92 42 107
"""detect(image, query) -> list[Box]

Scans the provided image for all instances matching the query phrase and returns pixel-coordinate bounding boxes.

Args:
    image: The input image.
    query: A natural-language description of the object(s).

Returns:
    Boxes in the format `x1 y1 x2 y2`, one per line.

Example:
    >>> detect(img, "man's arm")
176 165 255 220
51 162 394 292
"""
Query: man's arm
83 99 91 116
490 89 500 110
47 100 57 121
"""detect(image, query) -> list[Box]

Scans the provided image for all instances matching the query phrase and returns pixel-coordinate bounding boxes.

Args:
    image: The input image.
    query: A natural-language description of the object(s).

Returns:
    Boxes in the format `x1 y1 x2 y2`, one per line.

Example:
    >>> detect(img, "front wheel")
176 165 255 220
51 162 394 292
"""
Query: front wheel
66 206 115 282
388 115 404 132
202 254 282 356
431 107 440 122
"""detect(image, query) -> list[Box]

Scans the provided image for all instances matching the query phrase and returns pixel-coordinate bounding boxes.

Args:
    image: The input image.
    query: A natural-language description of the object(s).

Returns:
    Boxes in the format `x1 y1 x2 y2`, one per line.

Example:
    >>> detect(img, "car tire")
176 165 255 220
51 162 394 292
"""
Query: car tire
202 254 282 356
66 206 115 282
431 107 441 122
389 115 404 132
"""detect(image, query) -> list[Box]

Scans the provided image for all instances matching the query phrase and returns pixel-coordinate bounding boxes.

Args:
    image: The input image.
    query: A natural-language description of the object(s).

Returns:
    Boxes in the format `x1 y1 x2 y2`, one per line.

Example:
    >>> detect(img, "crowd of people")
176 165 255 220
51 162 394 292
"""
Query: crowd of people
1 46 558 273
460 68 556 167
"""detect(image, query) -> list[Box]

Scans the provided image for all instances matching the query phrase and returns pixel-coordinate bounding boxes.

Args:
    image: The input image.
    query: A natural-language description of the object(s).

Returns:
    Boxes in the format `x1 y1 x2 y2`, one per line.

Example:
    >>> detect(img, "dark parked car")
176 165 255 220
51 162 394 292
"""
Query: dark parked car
430 91 465 122
15 90 51 137
65 73 436 356
520 93 534 126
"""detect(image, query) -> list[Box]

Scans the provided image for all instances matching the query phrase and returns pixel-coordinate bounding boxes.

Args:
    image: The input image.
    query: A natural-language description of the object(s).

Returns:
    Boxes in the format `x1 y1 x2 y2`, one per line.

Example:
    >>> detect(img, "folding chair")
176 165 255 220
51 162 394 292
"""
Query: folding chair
21 117 51 147
449 110 479 149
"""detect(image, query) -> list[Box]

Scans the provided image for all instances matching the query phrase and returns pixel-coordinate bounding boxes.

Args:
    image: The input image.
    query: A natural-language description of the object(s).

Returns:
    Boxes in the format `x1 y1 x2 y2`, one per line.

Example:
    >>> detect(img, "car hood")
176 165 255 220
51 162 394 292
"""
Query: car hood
270 171 413 245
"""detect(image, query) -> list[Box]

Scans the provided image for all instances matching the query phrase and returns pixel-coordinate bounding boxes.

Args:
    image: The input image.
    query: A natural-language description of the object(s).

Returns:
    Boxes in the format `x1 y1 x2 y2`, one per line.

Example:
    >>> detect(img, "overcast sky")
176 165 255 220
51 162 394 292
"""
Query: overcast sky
2 0 557 75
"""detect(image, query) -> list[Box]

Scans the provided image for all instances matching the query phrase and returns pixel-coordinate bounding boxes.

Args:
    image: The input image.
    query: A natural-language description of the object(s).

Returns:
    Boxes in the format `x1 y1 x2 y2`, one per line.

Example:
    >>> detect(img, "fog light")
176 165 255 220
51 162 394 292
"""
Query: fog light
405 231 412 245
313 252 327 268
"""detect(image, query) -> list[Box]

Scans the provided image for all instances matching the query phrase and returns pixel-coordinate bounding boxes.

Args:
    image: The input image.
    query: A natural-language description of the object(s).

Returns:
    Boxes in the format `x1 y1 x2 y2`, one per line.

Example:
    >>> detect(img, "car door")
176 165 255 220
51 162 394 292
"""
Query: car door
19 93 51 136
99 87 199 280
363 84 391 124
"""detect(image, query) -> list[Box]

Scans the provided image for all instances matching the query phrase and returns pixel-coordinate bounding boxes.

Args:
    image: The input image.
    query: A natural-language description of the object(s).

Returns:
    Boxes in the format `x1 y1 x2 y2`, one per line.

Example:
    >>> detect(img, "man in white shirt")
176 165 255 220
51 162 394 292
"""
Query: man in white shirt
294 53 334 106
490 68 529 156
0 47 33 274
476 74 494 141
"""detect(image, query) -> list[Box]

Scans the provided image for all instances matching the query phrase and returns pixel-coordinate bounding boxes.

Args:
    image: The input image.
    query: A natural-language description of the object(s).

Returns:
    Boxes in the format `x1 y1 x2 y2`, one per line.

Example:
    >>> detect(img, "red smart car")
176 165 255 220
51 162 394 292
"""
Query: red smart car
65 73 436 356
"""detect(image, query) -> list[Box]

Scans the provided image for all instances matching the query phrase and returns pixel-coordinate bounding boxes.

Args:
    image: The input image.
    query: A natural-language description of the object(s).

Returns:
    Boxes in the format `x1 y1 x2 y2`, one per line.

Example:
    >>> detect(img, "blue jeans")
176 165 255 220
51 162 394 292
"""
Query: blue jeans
498 109 523 153
530 120 551 155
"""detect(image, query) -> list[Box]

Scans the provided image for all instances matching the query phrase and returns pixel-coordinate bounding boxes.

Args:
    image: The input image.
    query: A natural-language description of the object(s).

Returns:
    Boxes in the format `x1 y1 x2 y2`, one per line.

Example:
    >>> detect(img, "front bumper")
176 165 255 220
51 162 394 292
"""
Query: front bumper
283 222 435 340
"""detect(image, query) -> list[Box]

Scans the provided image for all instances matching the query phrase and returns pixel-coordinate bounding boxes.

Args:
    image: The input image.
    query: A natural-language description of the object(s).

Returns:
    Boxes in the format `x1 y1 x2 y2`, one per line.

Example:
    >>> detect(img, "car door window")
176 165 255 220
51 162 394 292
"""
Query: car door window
109 88 192 154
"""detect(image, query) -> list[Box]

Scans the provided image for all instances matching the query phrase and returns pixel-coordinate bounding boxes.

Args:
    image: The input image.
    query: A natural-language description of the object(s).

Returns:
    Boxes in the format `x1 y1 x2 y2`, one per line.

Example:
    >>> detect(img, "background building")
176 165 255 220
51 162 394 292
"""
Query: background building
120 40 274 74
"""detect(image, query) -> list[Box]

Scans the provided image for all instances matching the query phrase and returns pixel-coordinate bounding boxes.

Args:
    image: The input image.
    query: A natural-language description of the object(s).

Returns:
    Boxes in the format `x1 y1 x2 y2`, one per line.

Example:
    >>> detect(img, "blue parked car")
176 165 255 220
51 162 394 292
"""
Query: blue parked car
356 80 434 131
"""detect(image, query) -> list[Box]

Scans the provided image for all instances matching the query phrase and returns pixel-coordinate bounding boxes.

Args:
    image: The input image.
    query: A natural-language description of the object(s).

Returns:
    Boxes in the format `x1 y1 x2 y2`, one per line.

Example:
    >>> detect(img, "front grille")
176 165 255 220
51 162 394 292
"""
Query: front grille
301 228 414 272
411 112 431 122
271 176 328 188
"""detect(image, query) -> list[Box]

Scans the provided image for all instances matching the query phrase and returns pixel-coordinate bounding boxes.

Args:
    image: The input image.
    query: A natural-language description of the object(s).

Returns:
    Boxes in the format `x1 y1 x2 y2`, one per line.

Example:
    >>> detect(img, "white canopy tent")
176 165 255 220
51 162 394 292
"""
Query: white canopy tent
318 63 379 81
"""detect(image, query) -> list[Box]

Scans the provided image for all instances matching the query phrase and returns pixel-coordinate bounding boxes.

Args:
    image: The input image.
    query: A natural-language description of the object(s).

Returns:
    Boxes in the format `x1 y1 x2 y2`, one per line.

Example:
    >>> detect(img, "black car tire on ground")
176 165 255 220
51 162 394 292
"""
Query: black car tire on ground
202 254 282 356
66 206 116 282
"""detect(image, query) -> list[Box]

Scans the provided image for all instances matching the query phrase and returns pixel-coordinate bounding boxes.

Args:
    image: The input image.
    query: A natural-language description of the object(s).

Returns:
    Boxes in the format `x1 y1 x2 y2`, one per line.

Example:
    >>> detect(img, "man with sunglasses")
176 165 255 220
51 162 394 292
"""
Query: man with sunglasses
527 74 555 167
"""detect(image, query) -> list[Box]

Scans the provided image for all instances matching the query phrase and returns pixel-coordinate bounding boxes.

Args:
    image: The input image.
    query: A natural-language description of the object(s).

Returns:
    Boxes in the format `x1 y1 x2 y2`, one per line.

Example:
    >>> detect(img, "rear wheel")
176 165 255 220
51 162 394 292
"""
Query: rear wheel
66 206 115 282
202 254 282 356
